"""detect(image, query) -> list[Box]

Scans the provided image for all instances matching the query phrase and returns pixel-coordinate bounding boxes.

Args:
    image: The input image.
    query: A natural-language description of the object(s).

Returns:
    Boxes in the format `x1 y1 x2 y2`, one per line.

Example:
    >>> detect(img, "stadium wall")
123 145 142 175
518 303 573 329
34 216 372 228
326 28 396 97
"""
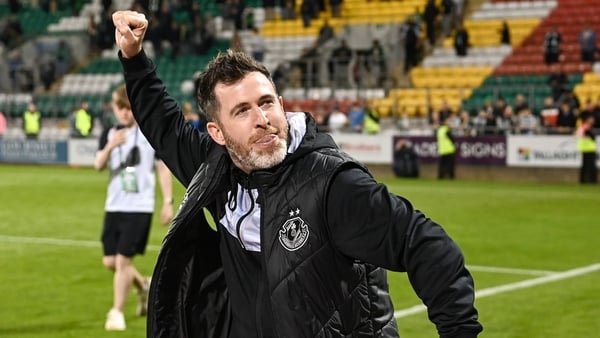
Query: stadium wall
0 134 594 184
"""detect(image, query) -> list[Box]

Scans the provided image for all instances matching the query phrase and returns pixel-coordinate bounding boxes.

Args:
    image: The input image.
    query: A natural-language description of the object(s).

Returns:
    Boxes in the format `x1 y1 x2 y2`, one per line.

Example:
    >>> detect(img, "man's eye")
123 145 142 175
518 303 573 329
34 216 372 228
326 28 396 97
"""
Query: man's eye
236 107 249 115
261 101 274 108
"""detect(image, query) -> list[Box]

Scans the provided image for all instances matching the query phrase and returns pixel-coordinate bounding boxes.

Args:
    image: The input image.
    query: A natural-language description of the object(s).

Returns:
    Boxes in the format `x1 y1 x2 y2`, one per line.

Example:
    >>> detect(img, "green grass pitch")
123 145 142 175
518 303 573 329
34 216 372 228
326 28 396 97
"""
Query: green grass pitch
0 164 598 337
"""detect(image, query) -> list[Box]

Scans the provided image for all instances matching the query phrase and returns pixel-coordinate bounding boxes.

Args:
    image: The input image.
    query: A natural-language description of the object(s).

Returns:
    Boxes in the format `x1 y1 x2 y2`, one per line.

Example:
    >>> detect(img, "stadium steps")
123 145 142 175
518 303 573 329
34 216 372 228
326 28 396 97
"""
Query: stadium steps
494 0 598 76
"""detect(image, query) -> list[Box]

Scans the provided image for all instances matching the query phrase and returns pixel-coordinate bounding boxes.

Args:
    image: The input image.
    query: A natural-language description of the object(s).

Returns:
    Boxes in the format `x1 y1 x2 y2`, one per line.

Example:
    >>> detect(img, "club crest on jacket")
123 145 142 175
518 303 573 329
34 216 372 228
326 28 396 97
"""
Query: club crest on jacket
279 208 309 251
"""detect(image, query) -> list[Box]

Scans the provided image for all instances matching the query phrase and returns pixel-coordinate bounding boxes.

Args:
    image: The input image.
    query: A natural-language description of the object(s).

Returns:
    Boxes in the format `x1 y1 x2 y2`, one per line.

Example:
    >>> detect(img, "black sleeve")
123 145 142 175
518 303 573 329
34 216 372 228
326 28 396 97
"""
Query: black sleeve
98 127 110 151
119 50 216 187
326 168 482 337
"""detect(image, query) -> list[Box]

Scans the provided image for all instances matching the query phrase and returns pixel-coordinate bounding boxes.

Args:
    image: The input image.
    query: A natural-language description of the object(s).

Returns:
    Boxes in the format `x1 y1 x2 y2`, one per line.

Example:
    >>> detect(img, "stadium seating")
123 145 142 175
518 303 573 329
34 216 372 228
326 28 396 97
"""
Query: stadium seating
259 0 422 37
441 18 542 49
5 0 600 135
573 73 600 103
494 0 598 76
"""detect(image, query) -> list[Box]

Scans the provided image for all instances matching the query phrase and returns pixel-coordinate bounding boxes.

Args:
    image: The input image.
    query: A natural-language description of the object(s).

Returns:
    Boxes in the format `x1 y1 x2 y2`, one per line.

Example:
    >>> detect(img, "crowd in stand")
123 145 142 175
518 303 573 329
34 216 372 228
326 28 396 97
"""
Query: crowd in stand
2 0 600 139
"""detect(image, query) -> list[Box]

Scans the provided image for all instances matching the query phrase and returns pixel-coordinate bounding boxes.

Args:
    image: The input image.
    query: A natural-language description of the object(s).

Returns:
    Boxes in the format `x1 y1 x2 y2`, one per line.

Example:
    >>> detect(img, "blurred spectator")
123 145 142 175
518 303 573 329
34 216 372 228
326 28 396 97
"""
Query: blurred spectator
144 13 161 54
516 108 539 135
262 0 277 20
166 20 184 59
363 103 380 134
182 101 202 130
555 102 577 134
315 0 326 13
54 40 73 77
540 96 559 130
365 39 387 84
576 113 597 184
496 105 516 135
221 0 246 31
101 0 112 11
471 109 488 135
329 0 342 18
482 100 497 134
438 101 453 122
453 22 469 56
7 50 23 92
327 105 348 133
423 0 439 47
301 0 318 28
39 53 56 91
23 102 41 139
558 90 580 111
95 10 116 51
272 62 290 92
547 64 568 102
440 0 454 38
248 27 266 62
500 20 511 45
8 0 20 13
0 15 23 49
437 115 456 180
580 99 596 119
317 19 335 46
458 110 472 136
99 100 117 133
412 6 424 27
311 102 330 132
156 2 176 56
447 111 462 132
513 93 529 114
397 111 412 131
428 109 440 129
543 25 561 64
188 13 215 55
87 13 100 55
347 100 365 133
329 39 353 87
8 50 34 92
288 61 303 88
402 17 421 74
579 23 597 63
243 8 255 31
70 101 93 138
281 0 297 20
298 41 320 87
392 139 419 178
0 111 6 139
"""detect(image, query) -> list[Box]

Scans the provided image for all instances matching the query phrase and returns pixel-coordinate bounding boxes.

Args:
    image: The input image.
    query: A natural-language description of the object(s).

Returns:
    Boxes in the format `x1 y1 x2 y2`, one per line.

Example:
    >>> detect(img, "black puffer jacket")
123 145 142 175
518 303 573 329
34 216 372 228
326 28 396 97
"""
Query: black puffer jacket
120 50 483 338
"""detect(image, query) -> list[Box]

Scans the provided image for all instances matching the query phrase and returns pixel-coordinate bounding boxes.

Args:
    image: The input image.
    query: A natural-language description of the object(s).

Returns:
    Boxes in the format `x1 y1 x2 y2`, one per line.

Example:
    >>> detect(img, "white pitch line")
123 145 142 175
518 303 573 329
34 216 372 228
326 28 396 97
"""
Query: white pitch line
0 235 558 276
467 264 556 276
2 233 598 319
0 234 162 251
394 263 600 319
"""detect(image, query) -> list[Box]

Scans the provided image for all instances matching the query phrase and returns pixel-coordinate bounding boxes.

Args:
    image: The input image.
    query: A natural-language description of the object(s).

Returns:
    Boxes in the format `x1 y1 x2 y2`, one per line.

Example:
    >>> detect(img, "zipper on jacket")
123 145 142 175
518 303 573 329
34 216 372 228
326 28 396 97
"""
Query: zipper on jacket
255 272 265 337
255 186 278 337
234 185 255 250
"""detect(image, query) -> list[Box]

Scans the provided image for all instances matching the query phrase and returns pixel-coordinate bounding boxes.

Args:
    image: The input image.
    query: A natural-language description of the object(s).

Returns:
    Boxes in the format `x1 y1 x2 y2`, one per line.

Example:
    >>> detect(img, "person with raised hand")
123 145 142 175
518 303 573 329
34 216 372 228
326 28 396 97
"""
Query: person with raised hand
112 10 482 338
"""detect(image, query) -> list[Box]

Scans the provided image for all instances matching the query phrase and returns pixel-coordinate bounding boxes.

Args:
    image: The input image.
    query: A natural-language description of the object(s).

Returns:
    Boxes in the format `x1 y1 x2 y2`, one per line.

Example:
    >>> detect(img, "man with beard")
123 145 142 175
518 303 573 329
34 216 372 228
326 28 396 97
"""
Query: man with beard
112 10 482 338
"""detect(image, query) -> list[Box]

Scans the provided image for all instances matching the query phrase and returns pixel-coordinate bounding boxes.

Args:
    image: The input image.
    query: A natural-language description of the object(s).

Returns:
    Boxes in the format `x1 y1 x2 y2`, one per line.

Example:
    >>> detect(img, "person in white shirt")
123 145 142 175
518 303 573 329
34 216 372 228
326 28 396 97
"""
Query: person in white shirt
94 84 174 331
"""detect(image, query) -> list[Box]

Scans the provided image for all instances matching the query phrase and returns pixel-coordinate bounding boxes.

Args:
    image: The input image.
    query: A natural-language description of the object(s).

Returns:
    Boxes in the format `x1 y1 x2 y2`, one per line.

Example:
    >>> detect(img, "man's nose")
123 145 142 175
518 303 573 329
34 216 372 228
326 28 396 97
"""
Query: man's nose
252 107 269 126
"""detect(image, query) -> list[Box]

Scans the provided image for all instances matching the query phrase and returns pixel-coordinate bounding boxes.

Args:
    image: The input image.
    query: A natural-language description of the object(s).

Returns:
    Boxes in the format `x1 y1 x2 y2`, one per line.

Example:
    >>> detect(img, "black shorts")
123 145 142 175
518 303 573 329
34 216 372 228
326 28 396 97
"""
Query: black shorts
101 212 152 257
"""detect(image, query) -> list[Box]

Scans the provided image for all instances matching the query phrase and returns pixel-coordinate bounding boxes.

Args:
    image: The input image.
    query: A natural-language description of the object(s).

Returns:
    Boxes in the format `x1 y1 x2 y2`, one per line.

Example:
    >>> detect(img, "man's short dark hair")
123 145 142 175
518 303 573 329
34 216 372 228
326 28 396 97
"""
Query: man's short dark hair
195 50 275 122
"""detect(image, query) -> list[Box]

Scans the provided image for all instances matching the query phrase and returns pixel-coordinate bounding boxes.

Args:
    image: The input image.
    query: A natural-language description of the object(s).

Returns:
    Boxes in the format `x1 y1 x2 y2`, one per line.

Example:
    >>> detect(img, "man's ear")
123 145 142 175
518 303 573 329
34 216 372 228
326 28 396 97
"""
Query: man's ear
278 95 284 108
207 122 226 146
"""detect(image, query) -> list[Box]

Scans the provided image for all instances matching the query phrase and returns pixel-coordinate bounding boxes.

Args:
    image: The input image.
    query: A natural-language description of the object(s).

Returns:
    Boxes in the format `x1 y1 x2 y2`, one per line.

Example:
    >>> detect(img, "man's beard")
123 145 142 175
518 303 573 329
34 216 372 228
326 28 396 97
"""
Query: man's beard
222 127 288 171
